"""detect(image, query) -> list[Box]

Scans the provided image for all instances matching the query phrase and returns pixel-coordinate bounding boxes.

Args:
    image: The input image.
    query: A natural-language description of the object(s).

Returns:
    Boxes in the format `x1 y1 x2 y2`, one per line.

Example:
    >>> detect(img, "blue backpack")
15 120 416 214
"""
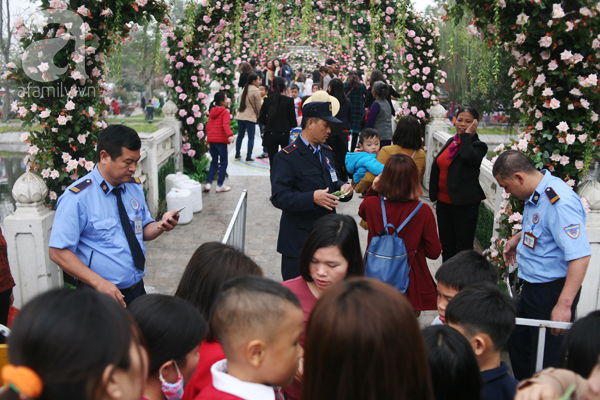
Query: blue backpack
365 197 423 293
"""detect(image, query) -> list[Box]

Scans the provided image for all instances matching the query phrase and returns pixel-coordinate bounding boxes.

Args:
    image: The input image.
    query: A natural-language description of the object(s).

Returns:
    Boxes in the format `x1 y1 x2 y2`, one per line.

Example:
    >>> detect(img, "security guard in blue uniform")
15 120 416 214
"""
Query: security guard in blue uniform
49 125 180 307
493 150 591 380
271 99 354 280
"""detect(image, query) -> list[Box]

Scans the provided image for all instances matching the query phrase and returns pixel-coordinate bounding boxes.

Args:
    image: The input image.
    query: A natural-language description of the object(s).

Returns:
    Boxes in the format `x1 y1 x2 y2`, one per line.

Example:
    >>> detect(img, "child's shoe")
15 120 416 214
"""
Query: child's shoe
216 185 231 193
204 183 211 192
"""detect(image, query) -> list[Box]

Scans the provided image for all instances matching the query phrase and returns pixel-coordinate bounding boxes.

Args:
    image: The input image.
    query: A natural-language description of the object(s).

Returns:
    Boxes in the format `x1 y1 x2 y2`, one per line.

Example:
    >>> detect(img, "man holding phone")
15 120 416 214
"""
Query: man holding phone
49 125 180 306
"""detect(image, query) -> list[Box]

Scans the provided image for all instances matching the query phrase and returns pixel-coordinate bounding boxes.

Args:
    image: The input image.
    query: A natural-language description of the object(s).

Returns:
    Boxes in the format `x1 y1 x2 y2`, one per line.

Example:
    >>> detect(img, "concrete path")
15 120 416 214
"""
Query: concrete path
143 134 442 325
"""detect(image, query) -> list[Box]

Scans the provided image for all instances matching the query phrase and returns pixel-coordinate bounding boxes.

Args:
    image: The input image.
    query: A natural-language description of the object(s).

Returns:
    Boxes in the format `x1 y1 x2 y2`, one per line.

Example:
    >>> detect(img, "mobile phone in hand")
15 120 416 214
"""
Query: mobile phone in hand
173 206 186 217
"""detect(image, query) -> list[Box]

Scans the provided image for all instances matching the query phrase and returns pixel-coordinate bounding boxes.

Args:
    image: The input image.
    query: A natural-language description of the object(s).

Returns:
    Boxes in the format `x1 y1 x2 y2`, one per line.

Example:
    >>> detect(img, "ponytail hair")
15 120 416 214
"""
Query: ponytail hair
210 91 226 111
238 73 258 113
267 77 287 123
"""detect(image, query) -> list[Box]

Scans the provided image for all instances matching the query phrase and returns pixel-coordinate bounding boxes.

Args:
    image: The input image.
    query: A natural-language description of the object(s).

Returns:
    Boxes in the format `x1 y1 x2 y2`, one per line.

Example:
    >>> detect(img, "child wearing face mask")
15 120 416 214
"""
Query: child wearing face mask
280 214 365 400
345 128 384 189
128 294 207 400
196 275 304 400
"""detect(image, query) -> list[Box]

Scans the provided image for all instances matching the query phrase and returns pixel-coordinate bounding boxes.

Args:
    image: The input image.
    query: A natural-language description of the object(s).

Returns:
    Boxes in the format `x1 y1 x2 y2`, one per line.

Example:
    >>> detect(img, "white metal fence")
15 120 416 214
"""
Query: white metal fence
222 190 248 251
514 318 572 372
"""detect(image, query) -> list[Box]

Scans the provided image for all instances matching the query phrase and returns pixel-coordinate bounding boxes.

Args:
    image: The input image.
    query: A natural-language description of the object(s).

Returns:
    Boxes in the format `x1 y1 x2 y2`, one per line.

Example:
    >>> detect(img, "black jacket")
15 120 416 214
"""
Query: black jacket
429 133 488 206
259 95 297 133
271 137 351 258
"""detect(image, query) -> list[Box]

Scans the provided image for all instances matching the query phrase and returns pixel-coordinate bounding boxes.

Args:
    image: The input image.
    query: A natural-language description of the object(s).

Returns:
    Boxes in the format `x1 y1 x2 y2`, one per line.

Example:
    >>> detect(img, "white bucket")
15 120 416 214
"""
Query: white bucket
165 172 190 195
166 187 193 225
176 179 203 213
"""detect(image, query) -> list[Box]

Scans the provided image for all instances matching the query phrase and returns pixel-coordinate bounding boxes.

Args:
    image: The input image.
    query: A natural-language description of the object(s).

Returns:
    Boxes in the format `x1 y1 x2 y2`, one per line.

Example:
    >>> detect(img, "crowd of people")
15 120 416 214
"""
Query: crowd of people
2 53 596 400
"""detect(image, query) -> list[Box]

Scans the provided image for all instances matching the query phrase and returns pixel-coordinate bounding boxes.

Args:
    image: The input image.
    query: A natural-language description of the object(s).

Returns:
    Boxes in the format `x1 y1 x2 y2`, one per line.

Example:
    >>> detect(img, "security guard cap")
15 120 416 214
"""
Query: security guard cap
302 101 341 123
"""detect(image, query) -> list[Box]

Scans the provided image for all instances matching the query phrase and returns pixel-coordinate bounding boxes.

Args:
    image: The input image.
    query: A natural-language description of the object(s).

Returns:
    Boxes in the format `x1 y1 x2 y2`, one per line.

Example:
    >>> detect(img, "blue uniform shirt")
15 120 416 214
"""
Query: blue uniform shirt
49 167 155 289
299 133 321 162
517 170 591 283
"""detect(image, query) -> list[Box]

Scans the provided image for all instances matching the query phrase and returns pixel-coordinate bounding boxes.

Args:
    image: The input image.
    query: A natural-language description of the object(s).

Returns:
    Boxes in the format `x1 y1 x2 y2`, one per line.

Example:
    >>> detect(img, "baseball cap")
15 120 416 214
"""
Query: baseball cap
302 101 342 123
302 90 341 124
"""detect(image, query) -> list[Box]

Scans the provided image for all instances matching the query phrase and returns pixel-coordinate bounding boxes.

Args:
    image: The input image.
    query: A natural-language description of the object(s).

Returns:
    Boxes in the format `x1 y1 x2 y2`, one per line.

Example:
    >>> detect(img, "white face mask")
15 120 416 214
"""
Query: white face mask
159 361 184 400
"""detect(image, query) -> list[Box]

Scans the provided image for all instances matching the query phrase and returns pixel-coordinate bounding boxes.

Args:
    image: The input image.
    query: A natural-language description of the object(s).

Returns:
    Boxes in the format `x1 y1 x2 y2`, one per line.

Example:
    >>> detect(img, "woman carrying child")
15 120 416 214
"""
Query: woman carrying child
234 73 261 161
355 115 425 194
204 92 234 193
281 214 365 400
358 154 441 313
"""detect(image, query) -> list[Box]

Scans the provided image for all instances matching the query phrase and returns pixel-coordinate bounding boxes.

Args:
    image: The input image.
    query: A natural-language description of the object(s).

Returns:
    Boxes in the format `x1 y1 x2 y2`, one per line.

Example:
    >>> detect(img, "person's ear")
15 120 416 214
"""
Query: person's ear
100 365 123 400
514 172 526 185
159 360 178 383
246 339 266 368
99 150 111 165
471 334 488 357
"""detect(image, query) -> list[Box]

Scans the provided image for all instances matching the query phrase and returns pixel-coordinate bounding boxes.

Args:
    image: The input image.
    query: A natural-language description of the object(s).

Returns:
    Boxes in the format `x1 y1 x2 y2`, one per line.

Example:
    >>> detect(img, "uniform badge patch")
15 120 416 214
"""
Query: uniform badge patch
131 198 140 210
282 144 298 154
532 213 540 225
70 179 92 194
564 224 581 239
545 187 560 204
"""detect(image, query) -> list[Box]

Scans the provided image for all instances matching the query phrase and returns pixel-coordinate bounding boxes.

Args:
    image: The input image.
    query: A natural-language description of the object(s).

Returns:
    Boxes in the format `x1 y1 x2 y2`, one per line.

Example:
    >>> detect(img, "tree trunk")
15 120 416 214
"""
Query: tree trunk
2 89 10 123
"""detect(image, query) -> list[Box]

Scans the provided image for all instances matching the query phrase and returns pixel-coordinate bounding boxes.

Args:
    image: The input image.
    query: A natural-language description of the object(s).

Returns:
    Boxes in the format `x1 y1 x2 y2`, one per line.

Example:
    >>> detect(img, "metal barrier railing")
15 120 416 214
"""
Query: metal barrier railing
515 317 572 372
222 190 248 251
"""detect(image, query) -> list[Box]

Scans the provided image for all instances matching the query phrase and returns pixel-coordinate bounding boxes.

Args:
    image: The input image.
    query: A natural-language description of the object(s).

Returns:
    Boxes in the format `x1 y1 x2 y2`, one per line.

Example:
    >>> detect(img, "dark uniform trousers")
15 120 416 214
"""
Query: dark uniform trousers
507 279 580 380
271 137 350 281
77 279 146 306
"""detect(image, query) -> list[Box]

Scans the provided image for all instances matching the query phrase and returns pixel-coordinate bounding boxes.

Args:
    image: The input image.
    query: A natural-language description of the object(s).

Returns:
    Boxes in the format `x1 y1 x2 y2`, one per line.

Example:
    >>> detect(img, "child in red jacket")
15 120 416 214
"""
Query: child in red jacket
205 92 234 193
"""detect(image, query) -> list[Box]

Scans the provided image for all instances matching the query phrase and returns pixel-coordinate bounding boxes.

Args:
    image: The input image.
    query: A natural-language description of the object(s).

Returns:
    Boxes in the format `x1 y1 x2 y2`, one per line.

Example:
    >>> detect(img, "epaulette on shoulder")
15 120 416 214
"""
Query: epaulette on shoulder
129 176 142 184
69 179 92 194
282 143 298 154
545 187 560 204
321 143 332 151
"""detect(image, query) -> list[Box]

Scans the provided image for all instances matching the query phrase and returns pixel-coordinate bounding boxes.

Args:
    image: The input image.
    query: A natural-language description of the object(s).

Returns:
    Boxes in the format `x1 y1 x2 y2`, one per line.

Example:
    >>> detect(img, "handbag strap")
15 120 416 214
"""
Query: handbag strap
411 150 417 159
396 202 423 234
380 196 398 234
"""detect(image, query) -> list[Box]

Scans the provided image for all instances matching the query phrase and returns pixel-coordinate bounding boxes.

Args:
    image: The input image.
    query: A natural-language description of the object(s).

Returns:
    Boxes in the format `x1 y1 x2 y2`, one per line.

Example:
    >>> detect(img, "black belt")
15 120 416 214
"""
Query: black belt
120 282 140 292
524 277 566 287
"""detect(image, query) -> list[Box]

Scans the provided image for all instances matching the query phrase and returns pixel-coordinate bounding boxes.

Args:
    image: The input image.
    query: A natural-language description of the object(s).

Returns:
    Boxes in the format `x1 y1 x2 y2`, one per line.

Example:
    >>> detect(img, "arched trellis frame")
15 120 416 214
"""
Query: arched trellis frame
166 0 448 169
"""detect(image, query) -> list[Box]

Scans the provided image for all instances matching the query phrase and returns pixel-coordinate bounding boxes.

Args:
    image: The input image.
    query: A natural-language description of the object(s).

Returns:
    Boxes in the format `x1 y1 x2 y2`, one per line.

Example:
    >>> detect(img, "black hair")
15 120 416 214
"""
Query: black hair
299 214 364 282
238 73 259 113
423 325 484 400
249 58 257 67
435 250 498 291
393 115 422 150
346 71 361 90
301 116 320 130
372 81 388 99
455 106 480 121
492 150 538 180
259 83 268 90
4 289 143 400
327 78 347 105
210 91 226 111
560 310 600 378
210 275 301 354
291 84 300 91
326 58 336 66
96 125 141 162
128 294 207 375
266 77 287 125
445 282 516 351
359 128 379 145
369 69 385 87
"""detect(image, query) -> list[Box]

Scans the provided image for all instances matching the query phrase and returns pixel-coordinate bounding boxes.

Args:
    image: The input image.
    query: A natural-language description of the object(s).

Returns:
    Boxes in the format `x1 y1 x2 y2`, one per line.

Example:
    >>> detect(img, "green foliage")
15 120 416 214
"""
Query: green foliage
157 156 175 202
475 203 494 250
185 155 210 183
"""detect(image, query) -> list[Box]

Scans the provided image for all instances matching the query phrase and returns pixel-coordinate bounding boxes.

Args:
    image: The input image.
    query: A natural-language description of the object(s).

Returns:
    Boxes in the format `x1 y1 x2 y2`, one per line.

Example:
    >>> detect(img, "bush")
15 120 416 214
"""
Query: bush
475 203 494 250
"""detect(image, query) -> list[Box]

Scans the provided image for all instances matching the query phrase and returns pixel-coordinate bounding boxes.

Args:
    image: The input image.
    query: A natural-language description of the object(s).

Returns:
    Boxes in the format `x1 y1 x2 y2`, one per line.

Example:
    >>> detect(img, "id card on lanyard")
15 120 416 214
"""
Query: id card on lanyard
326 156 338 182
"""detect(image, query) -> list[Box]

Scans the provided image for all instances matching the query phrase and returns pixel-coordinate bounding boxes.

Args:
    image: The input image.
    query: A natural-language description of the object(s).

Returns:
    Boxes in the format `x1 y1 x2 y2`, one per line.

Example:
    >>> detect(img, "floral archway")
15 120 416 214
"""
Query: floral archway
164 0 445 172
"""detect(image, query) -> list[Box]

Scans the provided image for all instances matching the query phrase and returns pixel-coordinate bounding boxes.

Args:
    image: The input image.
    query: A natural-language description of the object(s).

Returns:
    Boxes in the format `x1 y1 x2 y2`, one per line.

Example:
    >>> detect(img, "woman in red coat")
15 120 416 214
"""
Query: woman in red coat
359 153 442 312
205 91 234 193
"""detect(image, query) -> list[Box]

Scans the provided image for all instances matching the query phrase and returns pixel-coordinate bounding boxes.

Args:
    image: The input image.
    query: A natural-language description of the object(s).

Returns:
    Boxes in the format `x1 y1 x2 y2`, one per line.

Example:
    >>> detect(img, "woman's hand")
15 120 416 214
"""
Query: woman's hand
465 119 478 136
372 175 381 192
515 383 559 400
228 136 234 144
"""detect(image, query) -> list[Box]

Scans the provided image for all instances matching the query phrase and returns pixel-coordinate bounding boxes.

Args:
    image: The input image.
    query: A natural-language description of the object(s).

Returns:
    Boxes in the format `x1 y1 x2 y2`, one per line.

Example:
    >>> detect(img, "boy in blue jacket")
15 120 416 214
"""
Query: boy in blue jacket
345 128 384 189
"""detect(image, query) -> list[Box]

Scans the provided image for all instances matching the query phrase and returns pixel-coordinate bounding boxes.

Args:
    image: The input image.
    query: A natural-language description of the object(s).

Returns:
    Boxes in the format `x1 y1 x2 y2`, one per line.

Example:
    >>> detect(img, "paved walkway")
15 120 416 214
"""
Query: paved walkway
144 135 442 325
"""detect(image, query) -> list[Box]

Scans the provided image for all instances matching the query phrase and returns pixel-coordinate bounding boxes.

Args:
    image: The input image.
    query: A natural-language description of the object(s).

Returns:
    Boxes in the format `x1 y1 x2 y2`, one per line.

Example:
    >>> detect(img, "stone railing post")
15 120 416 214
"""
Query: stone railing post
158 100 182 172
424 104 449 190
207 80 221 108
576 180 600 317
3 172 61 309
